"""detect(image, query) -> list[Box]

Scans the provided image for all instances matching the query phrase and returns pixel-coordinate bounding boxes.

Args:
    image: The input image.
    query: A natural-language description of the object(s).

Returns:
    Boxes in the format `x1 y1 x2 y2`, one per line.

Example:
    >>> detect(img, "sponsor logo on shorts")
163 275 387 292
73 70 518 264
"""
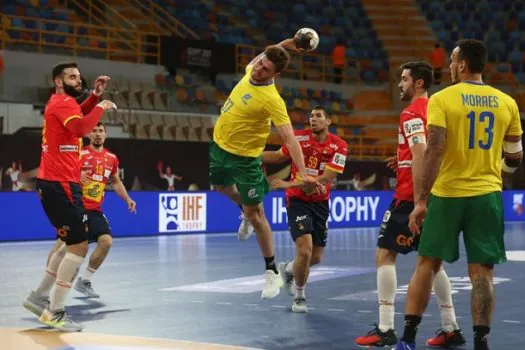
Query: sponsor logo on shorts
396 233 415 247
295 215 308 222
248 188 258 199
382 210 391 223
159 193 207 233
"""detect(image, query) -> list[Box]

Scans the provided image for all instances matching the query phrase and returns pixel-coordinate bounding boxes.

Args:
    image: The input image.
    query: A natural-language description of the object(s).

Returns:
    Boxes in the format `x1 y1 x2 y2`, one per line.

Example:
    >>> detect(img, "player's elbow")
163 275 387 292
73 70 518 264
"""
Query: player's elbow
276 124 294 144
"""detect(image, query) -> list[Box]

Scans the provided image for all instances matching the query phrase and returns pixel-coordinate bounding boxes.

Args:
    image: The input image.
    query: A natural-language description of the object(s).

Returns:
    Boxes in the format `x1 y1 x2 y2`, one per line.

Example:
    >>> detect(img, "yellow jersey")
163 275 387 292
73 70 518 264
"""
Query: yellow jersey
213 65 291 158
427 81 523 197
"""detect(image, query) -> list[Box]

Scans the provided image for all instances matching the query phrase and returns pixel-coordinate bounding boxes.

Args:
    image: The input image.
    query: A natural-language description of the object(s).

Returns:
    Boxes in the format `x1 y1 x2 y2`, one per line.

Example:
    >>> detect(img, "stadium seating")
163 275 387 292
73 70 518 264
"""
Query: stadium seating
417 0 525 83
162 0 390 83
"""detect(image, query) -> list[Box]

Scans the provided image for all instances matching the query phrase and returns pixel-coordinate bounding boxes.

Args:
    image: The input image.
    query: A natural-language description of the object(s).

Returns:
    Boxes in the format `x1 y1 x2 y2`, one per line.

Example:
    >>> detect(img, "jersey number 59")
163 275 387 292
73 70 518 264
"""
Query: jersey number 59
467 111 494 150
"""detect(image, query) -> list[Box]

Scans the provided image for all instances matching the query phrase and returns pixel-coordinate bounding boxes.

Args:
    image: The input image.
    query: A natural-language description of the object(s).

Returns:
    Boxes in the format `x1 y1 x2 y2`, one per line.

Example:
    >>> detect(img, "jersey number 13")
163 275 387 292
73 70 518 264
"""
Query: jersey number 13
467 111 494 150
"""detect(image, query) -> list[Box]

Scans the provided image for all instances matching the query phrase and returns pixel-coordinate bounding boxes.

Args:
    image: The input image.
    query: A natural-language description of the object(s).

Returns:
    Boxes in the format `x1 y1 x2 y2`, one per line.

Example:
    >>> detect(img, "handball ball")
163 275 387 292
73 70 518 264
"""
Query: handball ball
294 28 319 51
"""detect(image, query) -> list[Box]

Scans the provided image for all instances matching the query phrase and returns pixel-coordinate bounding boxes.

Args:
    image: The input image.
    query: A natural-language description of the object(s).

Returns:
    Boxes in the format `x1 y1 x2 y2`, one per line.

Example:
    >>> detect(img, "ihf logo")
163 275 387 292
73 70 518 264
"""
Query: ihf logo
158 193 207 233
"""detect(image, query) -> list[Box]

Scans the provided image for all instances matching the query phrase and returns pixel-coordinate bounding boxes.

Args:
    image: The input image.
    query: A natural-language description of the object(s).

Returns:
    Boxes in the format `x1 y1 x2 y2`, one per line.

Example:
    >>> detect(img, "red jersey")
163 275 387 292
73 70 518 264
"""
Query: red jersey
394 97 428 202
80 146 119 211
37 93 101 183
282 130 348 203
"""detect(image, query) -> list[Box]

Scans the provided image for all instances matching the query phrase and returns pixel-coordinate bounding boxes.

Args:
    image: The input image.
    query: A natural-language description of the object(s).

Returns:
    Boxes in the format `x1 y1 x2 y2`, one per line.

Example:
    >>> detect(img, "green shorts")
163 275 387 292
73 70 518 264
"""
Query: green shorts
418 192 506 264
209 142 269 206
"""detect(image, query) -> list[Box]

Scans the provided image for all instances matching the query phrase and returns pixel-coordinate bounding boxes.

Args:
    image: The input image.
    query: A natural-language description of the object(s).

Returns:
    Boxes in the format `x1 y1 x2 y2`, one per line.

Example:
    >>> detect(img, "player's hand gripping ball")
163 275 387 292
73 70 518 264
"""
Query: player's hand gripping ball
294 28 319 51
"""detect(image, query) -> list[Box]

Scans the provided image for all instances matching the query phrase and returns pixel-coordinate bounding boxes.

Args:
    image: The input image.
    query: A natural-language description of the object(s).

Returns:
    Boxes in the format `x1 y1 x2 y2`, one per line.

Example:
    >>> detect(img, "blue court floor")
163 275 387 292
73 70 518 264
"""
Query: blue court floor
1 223 525 349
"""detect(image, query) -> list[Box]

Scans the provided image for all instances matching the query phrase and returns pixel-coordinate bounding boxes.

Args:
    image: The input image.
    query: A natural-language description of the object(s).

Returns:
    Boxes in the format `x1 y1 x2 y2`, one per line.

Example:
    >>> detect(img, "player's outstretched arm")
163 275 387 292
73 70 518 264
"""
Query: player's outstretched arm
418 125 447 203
65 100 116 137
246 38 303 68
261 149 290 164
80 76 110 115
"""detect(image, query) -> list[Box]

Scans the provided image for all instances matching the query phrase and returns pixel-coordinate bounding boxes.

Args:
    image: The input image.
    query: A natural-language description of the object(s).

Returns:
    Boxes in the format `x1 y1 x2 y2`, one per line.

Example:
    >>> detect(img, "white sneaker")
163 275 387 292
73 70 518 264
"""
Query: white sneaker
278 262 294 296
292 298 308 313
261 270 284 299
22 291 49 317
237 214 255 241
74 277 100 298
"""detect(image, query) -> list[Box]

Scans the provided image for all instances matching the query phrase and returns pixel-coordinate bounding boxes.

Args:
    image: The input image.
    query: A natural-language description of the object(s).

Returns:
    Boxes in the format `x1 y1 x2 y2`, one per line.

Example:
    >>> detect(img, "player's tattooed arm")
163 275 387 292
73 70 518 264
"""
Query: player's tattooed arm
418 125 447 203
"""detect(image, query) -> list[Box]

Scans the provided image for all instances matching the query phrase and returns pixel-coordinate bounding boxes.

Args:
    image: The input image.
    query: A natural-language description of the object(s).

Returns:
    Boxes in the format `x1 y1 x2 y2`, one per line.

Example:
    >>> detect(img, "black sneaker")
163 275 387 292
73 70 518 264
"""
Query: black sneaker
355 323 398 347
426 328 467 348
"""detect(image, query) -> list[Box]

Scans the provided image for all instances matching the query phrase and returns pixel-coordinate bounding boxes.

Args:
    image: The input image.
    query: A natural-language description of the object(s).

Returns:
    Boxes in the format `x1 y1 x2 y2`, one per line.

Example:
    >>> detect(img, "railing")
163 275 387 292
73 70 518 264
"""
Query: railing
61 0 137 31
62 0 139 51
0 15 160 64
235 44 361 83
131 0 200 39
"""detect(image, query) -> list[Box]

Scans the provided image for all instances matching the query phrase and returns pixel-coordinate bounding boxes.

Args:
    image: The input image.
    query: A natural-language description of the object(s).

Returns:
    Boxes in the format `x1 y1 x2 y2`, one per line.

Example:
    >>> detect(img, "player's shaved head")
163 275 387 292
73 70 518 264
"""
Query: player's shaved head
456 39 487 74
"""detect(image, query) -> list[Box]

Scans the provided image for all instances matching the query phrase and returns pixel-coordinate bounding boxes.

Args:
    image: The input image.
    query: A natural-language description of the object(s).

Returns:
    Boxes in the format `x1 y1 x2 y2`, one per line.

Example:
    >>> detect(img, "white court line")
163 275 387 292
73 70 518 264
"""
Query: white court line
190 300 205 303
328 308 345 312
271 305 287 308
503 320 521 324
216 302 232 305
357 310 373 313
243 303 258 306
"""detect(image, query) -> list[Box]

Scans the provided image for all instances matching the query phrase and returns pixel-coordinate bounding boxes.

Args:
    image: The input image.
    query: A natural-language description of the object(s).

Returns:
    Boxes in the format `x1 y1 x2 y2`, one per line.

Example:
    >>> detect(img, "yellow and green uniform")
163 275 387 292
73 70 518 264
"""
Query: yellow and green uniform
210 65 291 205
419 81 522 264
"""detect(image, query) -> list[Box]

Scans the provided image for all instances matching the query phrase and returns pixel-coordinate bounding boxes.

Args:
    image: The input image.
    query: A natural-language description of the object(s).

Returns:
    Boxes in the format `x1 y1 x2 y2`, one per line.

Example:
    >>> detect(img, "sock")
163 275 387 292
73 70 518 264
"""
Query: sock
295 284 305 299
473 325 490 350
377 265 397 332
49 252 85 312
83 266 96 281
35 244 67 297
433 268 459 332
402 315 422 344
285 260 295 274
264 256 277 273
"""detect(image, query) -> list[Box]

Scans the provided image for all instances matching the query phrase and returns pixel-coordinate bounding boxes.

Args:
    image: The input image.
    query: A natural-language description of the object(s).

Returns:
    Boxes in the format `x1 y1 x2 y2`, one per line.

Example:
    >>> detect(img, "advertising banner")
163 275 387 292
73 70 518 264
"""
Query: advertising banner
1 191 524 242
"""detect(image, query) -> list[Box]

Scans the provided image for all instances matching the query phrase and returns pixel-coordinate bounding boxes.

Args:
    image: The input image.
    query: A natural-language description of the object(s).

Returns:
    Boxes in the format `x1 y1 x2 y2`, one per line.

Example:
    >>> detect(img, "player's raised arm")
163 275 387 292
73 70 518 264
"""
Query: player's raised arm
246 39 297 69
246 29 319 69
61 100 116 137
